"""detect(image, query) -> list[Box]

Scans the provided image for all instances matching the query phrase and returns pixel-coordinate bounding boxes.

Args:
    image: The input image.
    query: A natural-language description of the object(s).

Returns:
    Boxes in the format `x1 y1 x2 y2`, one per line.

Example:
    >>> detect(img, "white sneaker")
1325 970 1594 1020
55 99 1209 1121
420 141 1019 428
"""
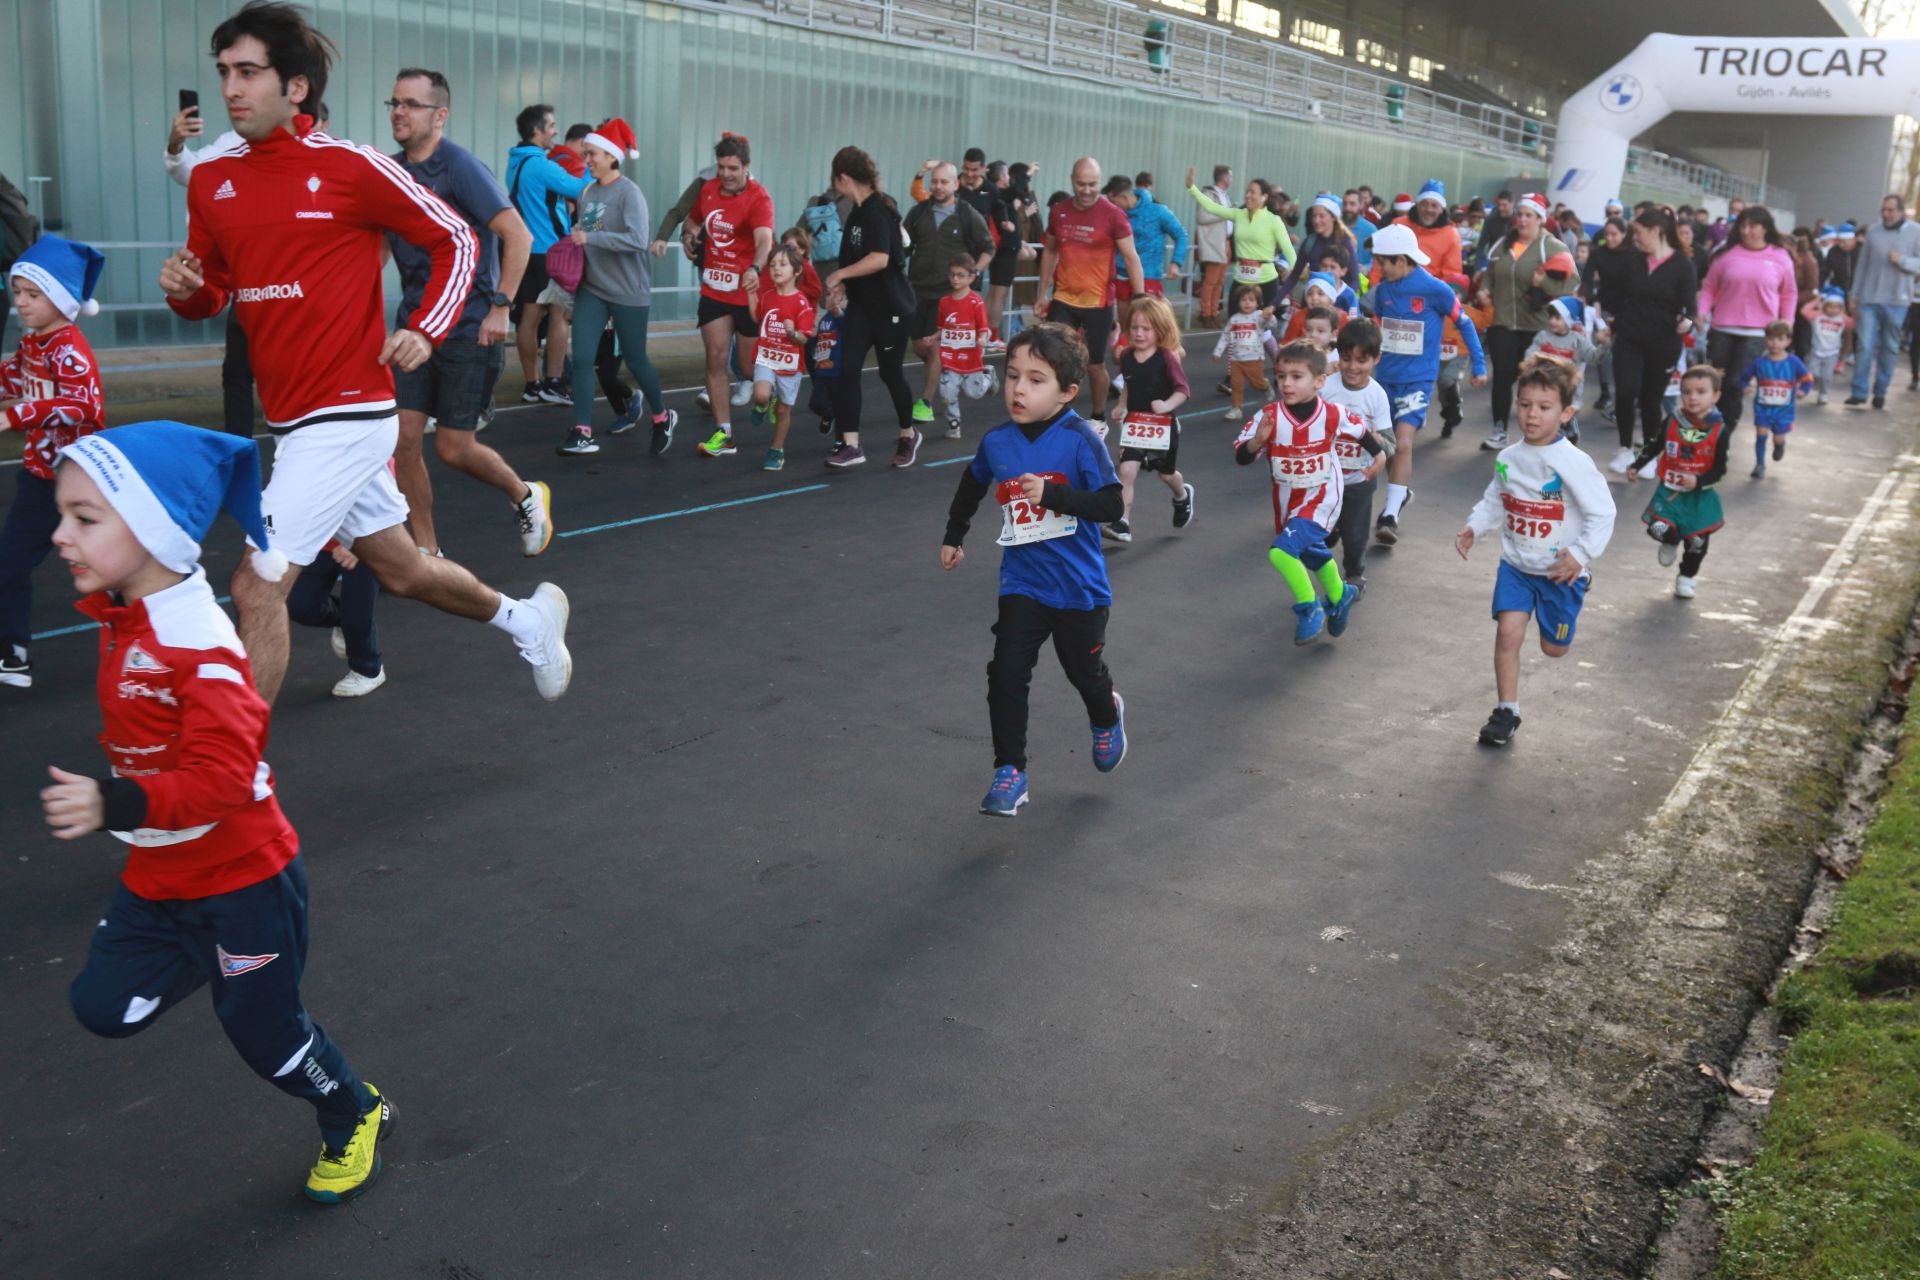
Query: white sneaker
331 668 387 698
695 388 713 411
1224 407 1243 422
1674 575 1697 600
1482 427 1508 450
518 582 573 701
330 627 347 660
1608 447 1634 474
944 420 962 440
730 379 754 407
516 481 553 556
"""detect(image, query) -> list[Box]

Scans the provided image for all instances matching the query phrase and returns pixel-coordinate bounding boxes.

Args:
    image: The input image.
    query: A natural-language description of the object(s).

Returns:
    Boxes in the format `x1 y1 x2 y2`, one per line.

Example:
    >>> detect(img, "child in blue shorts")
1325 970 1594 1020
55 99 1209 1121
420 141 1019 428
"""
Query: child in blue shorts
1456 359 1616 747
1734 320 1813 478
939 323 1127 817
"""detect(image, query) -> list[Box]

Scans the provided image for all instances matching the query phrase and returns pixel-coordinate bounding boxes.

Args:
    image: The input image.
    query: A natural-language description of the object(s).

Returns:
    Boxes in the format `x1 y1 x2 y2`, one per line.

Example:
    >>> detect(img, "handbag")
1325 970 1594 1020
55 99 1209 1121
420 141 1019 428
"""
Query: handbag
546 237 585 293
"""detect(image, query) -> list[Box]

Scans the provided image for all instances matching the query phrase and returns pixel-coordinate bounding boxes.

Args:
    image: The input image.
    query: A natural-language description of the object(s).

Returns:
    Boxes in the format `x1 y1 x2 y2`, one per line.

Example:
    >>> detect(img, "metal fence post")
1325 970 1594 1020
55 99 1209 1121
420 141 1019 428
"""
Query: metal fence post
1046 0 1057 68
883 0 893 39
972 0 980 52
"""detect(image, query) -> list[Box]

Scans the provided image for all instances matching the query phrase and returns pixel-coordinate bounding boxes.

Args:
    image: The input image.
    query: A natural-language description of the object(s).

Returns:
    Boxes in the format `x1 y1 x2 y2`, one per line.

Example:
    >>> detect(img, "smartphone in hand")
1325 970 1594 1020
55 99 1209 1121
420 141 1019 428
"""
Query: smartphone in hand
178 88 198 113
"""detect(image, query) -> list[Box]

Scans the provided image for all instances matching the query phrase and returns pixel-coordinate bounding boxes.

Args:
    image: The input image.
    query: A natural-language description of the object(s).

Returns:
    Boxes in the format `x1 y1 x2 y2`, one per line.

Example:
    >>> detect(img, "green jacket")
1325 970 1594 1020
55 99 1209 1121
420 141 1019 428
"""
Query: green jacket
1482 230 1574 332
902 199 994 301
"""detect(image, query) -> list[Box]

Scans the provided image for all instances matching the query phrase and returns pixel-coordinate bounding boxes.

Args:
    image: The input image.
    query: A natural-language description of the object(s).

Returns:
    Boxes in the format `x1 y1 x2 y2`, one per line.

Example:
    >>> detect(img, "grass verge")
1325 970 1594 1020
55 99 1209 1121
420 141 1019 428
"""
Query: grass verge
1716 709 1920 1280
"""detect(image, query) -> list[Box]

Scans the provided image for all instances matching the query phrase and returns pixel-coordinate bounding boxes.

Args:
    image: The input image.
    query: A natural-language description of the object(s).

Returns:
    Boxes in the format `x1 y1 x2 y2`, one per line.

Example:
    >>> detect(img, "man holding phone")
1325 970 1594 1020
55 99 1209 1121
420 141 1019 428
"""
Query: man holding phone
167 86 252 439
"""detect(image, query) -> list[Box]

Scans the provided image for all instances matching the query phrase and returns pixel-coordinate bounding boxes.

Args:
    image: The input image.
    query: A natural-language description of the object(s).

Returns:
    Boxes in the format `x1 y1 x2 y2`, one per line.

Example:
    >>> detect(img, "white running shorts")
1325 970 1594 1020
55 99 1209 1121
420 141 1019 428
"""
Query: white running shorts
257 416 409 566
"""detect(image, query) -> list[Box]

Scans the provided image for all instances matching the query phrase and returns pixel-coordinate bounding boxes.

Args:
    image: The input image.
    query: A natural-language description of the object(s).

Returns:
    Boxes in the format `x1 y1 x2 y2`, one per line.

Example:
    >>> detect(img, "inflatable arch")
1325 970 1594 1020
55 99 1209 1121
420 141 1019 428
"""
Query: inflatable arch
1549 33 1920 224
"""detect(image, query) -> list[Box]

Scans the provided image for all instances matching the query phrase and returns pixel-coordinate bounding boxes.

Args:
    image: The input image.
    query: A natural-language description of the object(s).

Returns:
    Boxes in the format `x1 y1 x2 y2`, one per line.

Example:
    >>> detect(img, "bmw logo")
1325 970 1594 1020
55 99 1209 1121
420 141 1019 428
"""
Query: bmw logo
1600 74 1641 113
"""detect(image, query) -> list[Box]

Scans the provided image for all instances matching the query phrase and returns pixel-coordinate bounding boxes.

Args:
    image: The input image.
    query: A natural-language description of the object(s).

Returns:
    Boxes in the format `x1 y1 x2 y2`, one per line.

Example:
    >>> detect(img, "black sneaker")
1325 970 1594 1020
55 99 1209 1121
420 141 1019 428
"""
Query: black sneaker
1772 435 1785 461
1172 483 1195 529
1478 706 1521 746
1439 417 1458 439
556 426 599 456
536 379 572 406
1844 395 1868 407
1215 377 1232 397
648 409 677 456
0 645 29 689
520 381 545 404
1873 396 1886 410
817 415 834 436
1104 518 1132 543
1373 513 1399 546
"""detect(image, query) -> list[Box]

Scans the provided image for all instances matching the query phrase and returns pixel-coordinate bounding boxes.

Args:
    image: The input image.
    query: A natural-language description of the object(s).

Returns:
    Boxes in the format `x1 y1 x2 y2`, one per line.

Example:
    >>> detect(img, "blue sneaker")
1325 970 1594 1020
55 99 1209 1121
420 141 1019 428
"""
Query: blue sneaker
1325 579 1362 637
979 765 1029 817
1091 691 1127 772
1292 599 1325 645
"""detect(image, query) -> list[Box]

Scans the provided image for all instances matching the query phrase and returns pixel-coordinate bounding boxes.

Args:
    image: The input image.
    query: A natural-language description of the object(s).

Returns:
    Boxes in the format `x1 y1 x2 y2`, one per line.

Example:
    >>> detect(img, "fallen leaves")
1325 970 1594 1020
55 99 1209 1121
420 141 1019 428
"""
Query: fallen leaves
1698 1062 1775 1104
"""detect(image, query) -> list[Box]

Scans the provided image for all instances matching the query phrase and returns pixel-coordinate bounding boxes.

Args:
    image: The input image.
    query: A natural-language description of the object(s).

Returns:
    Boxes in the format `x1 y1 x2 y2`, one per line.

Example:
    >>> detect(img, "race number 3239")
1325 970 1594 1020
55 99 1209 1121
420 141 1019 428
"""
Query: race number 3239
1118 411 1173 451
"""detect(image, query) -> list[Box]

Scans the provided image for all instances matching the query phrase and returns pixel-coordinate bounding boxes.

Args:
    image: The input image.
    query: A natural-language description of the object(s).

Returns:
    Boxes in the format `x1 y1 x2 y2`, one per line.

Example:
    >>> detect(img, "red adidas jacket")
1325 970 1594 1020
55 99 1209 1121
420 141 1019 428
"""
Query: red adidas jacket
1 323 105 480
168 116 476 432
82 571 297 900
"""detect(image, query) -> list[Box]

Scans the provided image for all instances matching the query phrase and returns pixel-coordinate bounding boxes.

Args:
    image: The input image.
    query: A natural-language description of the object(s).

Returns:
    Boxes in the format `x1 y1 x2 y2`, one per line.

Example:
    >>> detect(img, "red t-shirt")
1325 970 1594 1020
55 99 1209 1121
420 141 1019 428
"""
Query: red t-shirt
693 177 775 306
546 145 586 179
754 290 816 375
936 292 991 373
1046 196 1133 310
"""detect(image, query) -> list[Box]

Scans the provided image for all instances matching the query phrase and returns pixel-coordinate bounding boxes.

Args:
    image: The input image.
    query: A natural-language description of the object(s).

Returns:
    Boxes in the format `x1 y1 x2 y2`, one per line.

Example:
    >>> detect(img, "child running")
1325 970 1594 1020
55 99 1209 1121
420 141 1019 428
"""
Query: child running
2 235 107 690
1800 286 1851 404
1629 365 1732 598
1457 359 1616 746
1523 297 1600 444
43 422 392 1203
287 537 385 698
1319 320 1393 588
936 257 997 440
939 323 1127 817
1234 341 1362 645
743 245 817 471
1214 284 1269 421
1733 320 1813 478
1108 295 1196 543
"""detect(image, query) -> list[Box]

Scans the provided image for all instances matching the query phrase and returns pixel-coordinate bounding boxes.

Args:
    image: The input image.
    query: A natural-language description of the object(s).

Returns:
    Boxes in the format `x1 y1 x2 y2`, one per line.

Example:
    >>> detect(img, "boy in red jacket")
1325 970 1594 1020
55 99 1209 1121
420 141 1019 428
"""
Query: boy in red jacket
40 422 392 1205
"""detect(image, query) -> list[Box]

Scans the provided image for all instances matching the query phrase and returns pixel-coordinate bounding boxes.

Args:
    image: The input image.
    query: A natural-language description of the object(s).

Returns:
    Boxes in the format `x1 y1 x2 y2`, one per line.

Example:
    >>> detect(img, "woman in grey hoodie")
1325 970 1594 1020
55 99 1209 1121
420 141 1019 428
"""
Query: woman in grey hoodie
556 118 676 458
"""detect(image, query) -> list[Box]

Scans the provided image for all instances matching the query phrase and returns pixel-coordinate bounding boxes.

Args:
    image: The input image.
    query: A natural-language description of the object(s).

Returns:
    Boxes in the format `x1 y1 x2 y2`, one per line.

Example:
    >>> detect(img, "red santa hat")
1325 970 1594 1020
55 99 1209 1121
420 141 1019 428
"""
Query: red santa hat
583 117 639 161
1516 192 1550 220
1392 192 1414 212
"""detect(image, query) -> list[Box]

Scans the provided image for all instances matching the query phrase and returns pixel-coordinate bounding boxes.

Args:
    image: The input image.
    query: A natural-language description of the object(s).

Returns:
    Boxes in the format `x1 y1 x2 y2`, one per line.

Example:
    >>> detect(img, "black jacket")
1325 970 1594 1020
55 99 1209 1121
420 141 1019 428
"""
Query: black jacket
1609 250 1699 346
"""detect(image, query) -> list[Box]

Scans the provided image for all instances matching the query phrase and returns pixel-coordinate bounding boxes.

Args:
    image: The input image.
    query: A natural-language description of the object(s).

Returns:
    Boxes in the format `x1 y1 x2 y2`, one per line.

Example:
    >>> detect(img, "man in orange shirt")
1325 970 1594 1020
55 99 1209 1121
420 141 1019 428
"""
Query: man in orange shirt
1034 157 1146 423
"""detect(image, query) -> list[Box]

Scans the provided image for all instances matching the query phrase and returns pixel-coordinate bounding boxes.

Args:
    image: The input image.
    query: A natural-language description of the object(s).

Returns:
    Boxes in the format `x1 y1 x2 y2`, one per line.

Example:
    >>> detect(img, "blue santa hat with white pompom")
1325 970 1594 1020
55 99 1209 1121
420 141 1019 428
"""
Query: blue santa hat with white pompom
59 422 289 582
9 234 105 320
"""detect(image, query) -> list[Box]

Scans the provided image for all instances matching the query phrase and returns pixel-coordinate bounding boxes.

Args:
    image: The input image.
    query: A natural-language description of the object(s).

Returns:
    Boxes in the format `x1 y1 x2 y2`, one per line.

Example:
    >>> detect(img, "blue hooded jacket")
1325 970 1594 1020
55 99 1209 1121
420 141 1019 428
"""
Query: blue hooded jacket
1116 189 1190 283
505 143 591 253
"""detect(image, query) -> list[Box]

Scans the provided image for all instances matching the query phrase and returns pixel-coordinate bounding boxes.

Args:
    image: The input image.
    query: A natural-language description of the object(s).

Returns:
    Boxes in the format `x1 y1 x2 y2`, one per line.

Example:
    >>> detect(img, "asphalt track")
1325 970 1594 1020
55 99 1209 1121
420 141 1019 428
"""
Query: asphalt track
1 359 1914 1278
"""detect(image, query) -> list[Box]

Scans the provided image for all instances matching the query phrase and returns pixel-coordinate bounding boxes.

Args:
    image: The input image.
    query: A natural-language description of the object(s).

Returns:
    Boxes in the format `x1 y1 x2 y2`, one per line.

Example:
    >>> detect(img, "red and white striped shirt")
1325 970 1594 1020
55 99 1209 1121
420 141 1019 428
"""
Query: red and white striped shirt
168 116 476 432
1238 396 1345 531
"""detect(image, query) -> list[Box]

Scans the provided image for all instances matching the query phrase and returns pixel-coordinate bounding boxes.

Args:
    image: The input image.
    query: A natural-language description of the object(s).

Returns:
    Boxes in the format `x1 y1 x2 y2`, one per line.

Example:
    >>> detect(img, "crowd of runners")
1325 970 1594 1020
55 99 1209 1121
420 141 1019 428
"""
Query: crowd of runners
7 0 1920 1216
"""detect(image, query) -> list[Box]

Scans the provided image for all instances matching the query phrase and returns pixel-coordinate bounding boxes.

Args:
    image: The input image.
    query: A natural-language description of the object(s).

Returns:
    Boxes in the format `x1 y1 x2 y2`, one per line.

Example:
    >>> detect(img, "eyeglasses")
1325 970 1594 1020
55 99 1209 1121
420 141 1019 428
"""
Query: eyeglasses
384 98 439 113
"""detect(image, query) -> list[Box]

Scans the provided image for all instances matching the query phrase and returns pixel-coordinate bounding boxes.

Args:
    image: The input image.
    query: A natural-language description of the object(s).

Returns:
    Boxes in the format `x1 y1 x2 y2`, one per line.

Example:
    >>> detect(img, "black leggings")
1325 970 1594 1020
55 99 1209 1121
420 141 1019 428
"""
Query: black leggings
1649 521 1712 577
832 301 914 440
222 312 256 437
1485 326 1533 425
1908 304 1920 381
1610 331 1682 449
987 593 1117 770
1707 330 1767 430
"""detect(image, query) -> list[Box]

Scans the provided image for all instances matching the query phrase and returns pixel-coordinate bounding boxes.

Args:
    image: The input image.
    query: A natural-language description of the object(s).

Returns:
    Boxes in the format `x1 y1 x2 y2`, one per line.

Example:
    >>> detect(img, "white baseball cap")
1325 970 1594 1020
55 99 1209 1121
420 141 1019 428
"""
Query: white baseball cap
1369 223 1430 265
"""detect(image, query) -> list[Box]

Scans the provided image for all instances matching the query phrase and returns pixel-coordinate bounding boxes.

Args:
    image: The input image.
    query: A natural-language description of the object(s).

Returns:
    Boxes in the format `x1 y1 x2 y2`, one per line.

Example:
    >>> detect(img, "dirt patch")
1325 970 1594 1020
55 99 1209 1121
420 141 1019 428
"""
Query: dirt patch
1844 951 1920 1001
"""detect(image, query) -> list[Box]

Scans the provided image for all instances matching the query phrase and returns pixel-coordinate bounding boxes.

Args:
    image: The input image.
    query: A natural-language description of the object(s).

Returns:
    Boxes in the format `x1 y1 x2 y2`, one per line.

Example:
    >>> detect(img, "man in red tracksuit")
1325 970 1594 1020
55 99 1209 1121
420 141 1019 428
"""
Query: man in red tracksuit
157 2 572 707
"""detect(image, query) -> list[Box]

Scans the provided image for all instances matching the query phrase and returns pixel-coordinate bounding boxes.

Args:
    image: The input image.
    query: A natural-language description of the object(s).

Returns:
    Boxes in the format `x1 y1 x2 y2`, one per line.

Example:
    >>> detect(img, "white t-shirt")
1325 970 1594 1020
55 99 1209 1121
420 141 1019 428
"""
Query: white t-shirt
1320 376 1392 485
1465 437 1617 575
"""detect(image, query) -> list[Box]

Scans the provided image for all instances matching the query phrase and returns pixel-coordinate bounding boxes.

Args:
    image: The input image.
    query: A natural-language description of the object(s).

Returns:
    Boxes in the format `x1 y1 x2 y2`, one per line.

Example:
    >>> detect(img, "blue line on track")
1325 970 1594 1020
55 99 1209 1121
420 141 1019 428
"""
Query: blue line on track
558 483 830 538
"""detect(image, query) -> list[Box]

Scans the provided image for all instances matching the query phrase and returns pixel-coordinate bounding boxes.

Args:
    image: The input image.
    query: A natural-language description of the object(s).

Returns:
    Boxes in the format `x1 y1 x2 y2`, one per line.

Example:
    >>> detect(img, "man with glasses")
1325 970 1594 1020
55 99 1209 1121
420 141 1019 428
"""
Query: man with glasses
385 68 550 558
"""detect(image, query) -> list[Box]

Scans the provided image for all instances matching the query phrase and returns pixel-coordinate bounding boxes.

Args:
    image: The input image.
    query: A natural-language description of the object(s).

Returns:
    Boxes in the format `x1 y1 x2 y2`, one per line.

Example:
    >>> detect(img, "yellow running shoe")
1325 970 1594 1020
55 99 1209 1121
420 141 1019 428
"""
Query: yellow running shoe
304 1084 394 1204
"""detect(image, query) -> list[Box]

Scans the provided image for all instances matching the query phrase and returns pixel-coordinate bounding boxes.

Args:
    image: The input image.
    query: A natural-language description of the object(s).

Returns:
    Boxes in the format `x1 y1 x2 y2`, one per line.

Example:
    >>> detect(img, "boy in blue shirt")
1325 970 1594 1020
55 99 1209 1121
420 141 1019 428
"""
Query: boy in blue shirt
1367 224 1485 545
1734 320 1813 478
940 324 1127 817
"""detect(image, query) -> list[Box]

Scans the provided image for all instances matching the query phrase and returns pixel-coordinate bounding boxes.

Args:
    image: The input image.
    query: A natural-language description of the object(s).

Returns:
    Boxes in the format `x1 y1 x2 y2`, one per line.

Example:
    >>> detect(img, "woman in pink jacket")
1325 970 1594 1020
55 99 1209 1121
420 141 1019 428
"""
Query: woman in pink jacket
1698 206 1798 430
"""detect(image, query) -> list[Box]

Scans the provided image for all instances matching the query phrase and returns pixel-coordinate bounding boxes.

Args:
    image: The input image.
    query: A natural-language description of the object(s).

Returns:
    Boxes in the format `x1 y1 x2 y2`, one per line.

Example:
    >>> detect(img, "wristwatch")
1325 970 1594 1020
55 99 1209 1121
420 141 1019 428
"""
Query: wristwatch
488 290 510 308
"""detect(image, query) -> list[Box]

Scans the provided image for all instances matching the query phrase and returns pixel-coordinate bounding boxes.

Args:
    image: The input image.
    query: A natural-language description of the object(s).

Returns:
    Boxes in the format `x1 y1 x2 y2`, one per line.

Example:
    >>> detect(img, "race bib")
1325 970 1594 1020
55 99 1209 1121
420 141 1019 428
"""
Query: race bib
940 327 976 349
701 265 741 292
1756 382 1791 406
759 341 801 375
1439 341 1460 361
1333 432 1369 471
996 476 1077 547
1502 494 1563 554
1268 445 1333 489
1380 317 1423 357
1118 411 1173 451
1233 259 1265 283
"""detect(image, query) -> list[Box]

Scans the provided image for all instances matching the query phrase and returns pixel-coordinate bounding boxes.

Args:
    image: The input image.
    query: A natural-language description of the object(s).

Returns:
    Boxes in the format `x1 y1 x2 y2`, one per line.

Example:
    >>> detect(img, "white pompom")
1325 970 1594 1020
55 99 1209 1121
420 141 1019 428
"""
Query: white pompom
250 547 290 582
80 298 100 317
628 148 639 159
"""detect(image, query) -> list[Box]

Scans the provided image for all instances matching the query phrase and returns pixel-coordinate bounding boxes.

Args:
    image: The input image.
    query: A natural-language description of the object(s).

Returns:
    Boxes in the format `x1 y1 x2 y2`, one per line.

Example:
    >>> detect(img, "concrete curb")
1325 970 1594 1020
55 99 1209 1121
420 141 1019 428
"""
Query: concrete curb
1147 449 1920 1279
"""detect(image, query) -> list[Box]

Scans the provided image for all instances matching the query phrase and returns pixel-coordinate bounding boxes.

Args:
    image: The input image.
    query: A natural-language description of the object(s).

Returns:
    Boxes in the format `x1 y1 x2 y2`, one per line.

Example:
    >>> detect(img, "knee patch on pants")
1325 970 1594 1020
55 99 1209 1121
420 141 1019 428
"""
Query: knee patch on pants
69 975 161 1040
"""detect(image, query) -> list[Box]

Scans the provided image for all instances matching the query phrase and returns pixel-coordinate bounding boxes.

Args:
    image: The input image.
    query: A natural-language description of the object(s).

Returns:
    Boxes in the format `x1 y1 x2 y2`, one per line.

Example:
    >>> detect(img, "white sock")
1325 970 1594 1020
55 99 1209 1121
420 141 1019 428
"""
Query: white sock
489 596 544 645
1497 700 1520 715
1385 484 1409 518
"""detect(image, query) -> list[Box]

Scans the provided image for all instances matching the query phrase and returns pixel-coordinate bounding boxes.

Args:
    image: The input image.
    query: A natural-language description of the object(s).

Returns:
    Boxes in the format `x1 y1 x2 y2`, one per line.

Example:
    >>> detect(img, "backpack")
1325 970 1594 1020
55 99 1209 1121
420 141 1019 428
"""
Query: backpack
801 197 843 265
0 172 40 272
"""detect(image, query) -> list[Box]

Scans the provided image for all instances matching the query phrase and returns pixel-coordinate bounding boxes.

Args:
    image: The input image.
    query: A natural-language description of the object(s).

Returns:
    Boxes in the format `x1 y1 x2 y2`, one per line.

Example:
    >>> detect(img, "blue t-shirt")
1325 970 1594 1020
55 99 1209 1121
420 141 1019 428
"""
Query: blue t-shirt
1739 354 1811 427
1373 266 1485 386
388 138 509 343
966 412 1119 610
505 143 591 252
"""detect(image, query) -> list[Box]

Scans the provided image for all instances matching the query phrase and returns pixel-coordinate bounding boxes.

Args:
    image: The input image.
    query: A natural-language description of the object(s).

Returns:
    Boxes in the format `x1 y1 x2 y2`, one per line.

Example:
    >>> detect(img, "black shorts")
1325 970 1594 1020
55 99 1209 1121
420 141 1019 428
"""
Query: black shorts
393 337 504 430
1119 427 1180 475
1052 303 1114 359
514 252 551 307
988 242 1022 288
909 296 942 341
697 295 755 331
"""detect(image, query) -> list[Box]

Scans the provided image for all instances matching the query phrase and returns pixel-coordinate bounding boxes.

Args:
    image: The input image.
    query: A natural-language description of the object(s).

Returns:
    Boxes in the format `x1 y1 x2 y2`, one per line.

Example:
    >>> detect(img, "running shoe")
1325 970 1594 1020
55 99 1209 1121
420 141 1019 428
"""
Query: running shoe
762 447 785 472
1478 706 1521 747
1481 426 1508 451
1873 396 1886 409
696 388 713 411
331 668 387 698
912 399 936 424
1172 482 1196 528
731 380 755 407
329 628 346 660
520 381 546 405
476 403 495 433
825 442 866 468
1439 417 1457 439
1607 447 1634 474
1292 599 1326 646
304 1085 393 1204
1844 395 1867 407
649 410 678 456
944 418 963 440
556 427 598 456
1224 407 1243 422
536 379 571 406
1563 417 1580 445
1674 575 1698 600
892 429 923 468
516 480 553 556
605 403 642 435
698 429 736 457
1326 578 1362 637
1373 513 1399 546
1104 518 1132 543
1657 538 1679 567
1091 692 1127 773
1750 462 1766 479
518 583 573 701
1772 436 1786 461
751 399 774 428
1215 377 1232 397
817 415 834 436
0 646 30 689
1817 391 1828 405
979 765 1029 817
